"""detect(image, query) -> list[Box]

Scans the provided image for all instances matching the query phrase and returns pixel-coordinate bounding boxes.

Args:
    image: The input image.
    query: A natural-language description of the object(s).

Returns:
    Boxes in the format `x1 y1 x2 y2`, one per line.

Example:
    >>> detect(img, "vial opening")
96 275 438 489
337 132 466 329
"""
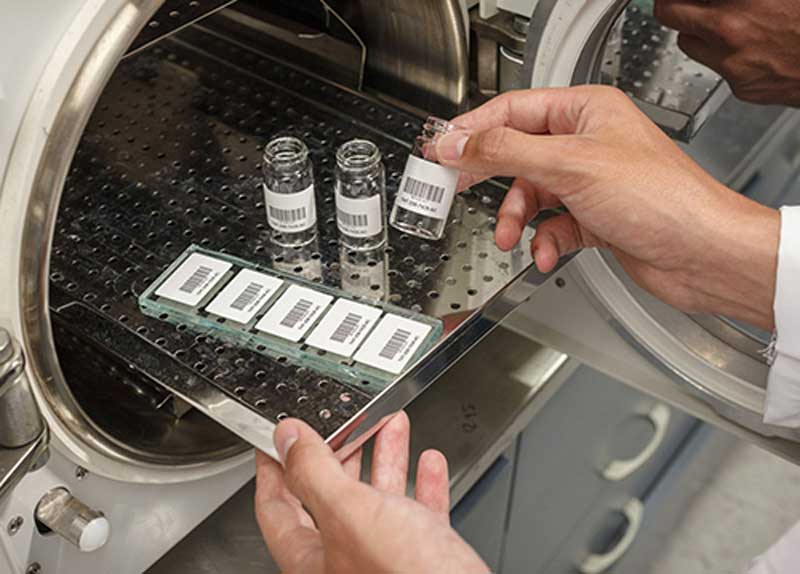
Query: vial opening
263 136 309 169
336 139 382 172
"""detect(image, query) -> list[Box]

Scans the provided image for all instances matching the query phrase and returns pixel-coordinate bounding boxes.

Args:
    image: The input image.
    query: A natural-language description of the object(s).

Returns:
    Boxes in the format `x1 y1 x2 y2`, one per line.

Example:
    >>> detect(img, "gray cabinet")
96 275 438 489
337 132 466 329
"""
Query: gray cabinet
500 365 697 574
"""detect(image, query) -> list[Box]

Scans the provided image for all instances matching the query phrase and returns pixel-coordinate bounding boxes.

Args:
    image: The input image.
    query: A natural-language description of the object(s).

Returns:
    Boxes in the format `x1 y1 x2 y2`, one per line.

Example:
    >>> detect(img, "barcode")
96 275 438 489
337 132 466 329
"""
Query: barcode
280 298 314 329
330 313 362 344
269 206 307 223
379 328 412 360
230 282 263 311
179 265 213 294
402 177 445 204
338 210 369 229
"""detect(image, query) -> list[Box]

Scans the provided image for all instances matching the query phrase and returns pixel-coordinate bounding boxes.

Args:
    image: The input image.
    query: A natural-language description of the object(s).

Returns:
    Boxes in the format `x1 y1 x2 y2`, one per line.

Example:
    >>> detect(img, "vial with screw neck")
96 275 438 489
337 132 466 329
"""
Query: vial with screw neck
262 136 318 247
335 139 387 251
390 117 464 241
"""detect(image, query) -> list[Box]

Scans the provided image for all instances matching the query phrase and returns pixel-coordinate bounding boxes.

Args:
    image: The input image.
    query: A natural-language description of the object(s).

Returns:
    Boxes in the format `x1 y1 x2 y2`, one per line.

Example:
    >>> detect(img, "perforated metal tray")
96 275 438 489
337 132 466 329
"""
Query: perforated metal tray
50 22 552 456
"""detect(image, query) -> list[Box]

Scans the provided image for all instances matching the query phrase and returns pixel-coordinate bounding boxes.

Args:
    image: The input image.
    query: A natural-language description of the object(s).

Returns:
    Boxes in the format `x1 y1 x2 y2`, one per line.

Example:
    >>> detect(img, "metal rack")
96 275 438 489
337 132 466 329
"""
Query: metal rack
51 23 535 440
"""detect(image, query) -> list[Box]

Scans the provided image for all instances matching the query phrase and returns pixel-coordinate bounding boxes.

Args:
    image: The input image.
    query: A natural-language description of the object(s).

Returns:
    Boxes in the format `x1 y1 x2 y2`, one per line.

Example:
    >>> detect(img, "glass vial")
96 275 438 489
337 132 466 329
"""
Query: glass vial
390 117 463 241
262 136 317 247
335 139 387 251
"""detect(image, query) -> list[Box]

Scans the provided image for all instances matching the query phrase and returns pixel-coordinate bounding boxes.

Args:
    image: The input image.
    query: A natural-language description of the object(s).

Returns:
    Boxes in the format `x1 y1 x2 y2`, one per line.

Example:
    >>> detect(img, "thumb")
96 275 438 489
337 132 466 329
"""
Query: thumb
436 126 574 184
276 418 349 517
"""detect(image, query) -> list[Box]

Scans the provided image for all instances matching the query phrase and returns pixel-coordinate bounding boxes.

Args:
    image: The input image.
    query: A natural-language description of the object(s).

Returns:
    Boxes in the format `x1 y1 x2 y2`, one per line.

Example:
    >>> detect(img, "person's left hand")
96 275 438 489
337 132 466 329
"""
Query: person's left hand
255 411 489 574
655 0 800 106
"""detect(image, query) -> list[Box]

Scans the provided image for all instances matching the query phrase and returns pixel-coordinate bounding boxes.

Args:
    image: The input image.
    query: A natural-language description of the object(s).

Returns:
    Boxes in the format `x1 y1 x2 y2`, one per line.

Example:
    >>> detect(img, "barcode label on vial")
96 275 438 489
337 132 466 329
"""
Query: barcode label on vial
355 314 433 374
205 269 284 324
306 299 382 357
256 285 333 342
155 253 232 307
264 184 317 233
395 155 460 220
335 193 383 237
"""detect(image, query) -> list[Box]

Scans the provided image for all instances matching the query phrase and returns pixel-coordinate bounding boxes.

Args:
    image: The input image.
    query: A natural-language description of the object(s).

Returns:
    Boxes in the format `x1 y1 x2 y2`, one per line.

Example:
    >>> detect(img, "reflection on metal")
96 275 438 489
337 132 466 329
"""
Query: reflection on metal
0 329 44 448
597 3 730 141
126 0 239 57
35 487 111 552
0 431 47 504
344 0 470 116
37 14 560 462
471 9 529 96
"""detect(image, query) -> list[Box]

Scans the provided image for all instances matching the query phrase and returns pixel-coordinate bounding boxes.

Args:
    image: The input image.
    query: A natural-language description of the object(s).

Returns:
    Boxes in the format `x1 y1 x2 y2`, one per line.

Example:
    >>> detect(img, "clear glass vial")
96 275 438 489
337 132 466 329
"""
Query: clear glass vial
263 136 318 247
335 139 387 251
390 117 463 241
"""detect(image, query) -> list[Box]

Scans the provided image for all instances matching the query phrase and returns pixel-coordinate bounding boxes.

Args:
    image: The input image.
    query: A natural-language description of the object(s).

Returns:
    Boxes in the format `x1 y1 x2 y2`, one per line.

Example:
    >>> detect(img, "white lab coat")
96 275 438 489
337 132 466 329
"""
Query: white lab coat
748 206 800 573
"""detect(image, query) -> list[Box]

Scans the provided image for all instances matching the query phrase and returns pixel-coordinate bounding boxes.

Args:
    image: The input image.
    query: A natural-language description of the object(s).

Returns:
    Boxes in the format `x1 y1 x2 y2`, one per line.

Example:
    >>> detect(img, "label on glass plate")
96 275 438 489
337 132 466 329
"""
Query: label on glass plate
395 155 459 220
263 184 317 233
335 193 384 237
354 314 433 374
255 284 333 342
155 253 232 307
306 299 383 357
205 269 284 324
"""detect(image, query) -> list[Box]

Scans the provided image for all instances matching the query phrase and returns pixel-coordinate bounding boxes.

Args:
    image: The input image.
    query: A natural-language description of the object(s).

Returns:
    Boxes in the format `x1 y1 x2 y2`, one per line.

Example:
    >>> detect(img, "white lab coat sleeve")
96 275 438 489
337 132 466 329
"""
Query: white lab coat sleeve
748 206 800 574
763 205 800 427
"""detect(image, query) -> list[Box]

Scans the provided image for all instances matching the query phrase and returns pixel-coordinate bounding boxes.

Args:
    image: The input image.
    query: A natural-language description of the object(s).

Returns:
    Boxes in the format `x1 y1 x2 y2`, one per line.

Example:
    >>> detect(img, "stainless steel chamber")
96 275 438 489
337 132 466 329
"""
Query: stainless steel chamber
3 0 800 502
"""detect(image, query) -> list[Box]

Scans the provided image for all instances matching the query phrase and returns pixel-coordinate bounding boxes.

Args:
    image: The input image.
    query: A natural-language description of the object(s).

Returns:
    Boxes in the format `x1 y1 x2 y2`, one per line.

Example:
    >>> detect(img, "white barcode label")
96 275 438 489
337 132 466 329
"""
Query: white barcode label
205 269 284 324
395 155 459 220
155 253 232 307
354 314 433 374
255 285 333 342
306 299 382 357
335 192 383 237
264 184 317 233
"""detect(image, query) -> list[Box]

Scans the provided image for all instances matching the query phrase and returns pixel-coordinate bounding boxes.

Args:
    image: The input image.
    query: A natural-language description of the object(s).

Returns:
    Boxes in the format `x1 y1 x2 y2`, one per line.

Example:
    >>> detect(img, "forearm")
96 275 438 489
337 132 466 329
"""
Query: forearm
689 189 779 331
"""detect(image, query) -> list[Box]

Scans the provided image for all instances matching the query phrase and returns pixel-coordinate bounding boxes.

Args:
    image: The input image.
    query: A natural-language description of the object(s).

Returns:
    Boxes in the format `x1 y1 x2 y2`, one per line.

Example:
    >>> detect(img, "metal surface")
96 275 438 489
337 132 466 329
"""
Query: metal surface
44 19 556 458
597 3 729 140
343 0 470 116
471 8 529 96
0 330 44 449
35 487 109 552
0 432 48 503
125 0 238 57
145 326 572 574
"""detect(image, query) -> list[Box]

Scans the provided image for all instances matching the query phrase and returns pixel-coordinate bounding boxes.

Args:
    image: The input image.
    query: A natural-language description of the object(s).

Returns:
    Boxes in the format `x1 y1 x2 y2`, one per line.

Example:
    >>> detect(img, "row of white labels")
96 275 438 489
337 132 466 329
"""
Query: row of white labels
153 252 433 374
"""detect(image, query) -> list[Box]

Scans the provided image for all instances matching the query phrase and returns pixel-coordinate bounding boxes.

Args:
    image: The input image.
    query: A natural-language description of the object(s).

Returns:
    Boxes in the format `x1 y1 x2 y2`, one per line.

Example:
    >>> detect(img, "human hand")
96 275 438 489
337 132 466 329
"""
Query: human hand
255 411 489 574
654 0 800 106
435 87 779 330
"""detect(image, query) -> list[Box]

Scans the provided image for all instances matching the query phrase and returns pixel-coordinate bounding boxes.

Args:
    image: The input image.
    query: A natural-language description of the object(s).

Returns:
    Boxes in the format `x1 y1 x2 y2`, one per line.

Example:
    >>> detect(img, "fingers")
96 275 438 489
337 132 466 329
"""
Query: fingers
414 449 450 522
531 213 604 272
449 87 599 136
495 178 562 251
342 448 363 481
370 411 411 496
436 126 578 185
276 418 348 517
254 451 323 572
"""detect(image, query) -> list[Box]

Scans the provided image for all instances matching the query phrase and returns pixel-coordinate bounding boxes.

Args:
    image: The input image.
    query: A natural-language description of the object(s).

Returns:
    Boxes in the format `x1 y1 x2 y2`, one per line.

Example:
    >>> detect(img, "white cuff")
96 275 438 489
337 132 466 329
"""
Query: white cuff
747 520 800 574
764 206 800 428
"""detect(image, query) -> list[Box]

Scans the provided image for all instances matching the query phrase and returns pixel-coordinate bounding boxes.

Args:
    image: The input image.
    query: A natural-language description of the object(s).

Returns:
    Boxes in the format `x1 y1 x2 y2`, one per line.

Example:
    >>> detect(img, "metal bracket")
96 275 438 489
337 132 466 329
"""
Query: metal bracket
0 328 46 502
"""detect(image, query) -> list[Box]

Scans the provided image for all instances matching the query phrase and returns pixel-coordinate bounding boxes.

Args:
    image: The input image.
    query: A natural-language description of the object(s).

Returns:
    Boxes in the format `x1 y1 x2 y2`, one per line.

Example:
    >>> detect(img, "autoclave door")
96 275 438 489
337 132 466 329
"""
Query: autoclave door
505 0 800 462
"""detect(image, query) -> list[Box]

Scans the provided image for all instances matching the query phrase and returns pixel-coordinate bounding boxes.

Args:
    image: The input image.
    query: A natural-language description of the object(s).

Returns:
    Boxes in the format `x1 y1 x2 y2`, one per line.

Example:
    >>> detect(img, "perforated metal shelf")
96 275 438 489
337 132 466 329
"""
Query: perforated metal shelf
51 23 533 441
599 2 729 140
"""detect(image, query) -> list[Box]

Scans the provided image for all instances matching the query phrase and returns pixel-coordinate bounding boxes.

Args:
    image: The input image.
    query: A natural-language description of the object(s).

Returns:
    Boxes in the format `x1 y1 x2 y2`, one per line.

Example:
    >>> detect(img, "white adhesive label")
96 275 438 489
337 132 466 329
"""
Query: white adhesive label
264 184 317 233
255 285 333 342
205 269 284 324
155 253 232 307
306 299 383 357
335 193 384 237
354 314 433 374
395 155 459 220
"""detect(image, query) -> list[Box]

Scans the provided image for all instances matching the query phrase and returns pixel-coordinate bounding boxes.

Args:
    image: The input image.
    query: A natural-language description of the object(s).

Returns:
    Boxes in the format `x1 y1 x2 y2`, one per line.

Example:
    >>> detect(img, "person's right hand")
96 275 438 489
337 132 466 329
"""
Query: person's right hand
435 87 780 331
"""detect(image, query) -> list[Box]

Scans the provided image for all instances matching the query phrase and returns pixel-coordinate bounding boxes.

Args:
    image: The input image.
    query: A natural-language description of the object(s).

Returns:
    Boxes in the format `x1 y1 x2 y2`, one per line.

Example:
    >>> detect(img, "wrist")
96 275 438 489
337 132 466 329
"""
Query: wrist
689 188 779 331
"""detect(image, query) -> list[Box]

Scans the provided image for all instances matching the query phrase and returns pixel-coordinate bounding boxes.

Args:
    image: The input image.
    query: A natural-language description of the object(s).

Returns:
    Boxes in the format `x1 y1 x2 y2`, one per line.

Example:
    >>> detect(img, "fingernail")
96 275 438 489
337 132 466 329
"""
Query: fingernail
276 423 299 463
437 131 470 162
